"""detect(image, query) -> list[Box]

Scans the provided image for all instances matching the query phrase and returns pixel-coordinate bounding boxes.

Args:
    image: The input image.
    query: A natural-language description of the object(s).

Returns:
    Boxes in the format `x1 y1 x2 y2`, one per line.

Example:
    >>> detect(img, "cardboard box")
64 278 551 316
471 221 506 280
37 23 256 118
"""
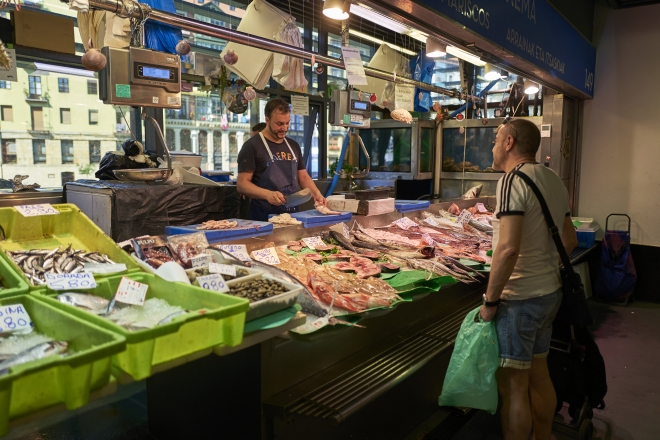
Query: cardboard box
13 9 75 55
327 196 396 216
327 197 360 214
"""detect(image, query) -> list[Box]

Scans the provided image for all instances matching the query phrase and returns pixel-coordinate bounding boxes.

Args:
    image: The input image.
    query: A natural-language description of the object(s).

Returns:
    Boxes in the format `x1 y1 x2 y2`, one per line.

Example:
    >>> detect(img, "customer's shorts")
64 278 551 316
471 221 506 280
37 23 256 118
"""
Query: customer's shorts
494 288 562 370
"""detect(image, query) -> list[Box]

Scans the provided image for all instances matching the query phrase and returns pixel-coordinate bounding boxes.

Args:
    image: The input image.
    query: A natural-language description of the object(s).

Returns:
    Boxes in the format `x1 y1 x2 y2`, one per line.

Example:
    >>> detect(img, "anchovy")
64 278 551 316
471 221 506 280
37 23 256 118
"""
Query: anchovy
0 341 68 375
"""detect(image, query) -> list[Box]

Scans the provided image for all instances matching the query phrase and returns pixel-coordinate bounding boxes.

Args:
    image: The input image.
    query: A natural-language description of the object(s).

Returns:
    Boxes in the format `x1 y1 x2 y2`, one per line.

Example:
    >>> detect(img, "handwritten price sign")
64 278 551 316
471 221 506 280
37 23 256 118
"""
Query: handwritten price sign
208 263 237 277
422 233 436 246
0 304 34 334
115 277 149 306
476 203 489 213
424 217 440 227
46 273 97 291
457 209 474 226
15 204 60 217
251 247 281 265
196 274 229 293
190 254 211 269
393 217 418 230
218 244 252 261
301 236 325 250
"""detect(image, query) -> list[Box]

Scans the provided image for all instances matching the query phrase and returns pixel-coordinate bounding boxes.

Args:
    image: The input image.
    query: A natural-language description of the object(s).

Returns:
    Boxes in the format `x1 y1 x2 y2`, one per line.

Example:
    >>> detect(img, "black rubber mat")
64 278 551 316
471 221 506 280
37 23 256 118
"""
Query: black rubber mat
422 410 477 440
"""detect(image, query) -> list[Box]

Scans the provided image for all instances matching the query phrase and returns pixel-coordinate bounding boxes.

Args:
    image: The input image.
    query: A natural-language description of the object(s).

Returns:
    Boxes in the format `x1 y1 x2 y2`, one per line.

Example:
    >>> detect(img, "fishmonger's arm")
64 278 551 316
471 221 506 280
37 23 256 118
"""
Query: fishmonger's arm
485 215 524 302
237 172 286 206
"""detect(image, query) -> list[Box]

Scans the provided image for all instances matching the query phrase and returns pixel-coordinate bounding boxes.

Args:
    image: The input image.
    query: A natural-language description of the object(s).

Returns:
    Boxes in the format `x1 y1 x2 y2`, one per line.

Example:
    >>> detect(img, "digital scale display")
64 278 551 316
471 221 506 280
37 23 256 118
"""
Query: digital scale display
142 66 171 79
352 101 368 110
135 63 177 82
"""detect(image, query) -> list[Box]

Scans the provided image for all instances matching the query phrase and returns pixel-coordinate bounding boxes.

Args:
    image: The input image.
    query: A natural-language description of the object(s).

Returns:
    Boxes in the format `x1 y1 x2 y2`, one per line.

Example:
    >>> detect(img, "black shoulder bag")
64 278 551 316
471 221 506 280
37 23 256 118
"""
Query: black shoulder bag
512 171 594 327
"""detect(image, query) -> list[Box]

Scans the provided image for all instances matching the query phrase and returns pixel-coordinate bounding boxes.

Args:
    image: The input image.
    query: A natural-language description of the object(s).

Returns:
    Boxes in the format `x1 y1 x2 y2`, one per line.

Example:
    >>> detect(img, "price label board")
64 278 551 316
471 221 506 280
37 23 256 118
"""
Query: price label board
114 277 149 306
15 204 59 217
301 236 325 250
196 274 230 293
0 304 33 334
424 217 440 227
208 263 237 277
218 245 252 261
190 254 212 269
46 273 97 291
457 209 474 225
251 247 281 265
422 233 436 246
392 217 418 230
476 203 489 213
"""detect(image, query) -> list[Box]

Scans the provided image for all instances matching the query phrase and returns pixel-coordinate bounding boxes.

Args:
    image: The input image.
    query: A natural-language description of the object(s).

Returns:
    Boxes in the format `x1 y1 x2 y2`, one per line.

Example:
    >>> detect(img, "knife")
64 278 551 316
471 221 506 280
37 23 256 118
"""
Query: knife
285 188 312 208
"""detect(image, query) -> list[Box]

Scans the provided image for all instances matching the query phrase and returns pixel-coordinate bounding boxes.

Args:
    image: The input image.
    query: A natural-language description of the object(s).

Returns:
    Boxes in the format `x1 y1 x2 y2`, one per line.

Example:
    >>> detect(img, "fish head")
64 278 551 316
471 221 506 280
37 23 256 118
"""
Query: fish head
57 294 77 307
50 341 69 354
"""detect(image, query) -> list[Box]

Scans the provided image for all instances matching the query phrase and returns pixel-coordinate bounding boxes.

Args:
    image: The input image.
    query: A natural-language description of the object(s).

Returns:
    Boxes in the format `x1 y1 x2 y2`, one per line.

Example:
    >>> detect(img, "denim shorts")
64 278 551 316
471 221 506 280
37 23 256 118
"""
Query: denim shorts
494 288 562 370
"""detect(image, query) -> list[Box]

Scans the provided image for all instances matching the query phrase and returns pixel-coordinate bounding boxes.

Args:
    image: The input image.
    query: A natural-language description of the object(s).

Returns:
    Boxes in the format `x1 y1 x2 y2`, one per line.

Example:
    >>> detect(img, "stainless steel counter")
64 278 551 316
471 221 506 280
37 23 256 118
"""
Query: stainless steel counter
0 189 64 207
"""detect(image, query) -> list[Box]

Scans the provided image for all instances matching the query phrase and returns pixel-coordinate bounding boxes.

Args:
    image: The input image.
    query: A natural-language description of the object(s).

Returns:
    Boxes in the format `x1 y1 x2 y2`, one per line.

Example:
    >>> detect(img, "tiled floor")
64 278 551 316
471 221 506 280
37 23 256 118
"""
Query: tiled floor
7 300 659 440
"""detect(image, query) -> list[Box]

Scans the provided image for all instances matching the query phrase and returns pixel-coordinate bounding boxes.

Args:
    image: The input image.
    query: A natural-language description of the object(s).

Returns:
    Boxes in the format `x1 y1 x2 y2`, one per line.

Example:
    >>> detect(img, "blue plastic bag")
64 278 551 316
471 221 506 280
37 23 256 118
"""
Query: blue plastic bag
438 306 500 414
141 0 182 54
410 49 435 112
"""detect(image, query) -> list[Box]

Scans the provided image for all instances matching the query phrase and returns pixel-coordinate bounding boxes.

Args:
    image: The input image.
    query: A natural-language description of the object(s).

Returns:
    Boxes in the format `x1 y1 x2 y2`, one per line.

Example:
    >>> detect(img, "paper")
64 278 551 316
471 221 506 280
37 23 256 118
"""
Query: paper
291 95 309 116
424 217 440 227
0 49 17 82
115 277 149 306
329 222 351 239
392 217 418 230
422 233 436 246
301 236 325 250
209 263 237 277
457 209 474 225
218 244 252 261
311 316 329 329
46 273 97 291
196 274 230 293
0 304 33 334
251 247 281 265
341 47 368 85
84 263 127 274
476 203 489 213
191 254 211 269
395 84 415 111
15 204 59 217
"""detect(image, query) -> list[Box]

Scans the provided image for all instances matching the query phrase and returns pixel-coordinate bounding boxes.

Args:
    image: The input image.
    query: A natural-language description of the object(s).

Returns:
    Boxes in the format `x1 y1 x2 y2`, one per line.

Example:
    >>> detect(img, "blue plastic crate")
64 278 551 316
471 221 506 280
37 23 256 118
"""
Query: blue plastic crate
269 210 352 228
165 219 273 243
395 200 431 213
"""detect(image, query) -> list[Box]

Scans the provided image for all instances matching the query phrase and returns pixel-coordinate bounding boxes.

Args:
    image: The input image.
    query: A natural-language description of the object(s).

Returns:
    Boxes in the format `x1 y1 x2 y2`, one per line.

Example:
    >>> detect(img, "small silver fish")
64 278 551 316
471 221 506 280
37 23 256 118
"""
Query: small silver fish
0 341 68 375
157 310 189 326
57 292 110 315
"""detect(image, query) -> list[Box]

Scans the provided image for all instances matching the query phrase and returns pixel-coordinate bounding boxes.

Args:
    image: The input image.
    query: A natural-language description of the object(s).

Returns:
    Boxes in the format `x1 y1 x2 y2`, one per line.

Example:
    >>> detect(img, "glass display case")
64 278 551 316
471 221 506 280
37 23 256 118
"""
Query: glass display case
356 119 435 180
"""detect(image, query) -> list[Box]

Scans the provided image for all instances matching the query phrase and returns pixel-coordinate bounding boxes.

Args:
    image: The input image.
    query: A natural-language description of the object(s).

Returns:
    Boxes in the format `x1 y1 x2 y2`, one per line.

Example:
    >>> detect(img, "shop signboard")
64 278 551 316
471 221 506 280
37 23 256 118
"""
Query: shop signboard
414 0 596 97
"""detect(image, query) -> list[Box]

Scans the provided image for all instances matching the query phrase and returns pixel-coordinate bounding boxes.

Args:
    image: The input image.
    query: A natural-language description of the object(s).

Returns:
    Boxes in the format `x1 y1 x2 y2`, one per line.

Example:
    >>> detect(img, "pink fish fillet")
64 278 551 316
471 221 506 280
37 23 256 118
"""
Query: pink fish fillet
315 202 341 215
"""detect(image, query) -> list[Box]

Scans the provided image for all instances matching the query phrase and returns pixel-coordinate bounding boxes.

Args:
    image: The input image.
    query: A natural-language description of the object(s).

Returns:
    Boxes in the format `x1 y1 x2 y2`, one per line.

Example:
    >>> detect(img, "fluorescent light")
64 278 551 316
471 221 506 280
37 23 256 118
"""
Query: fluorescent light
349 4 409 34
33 62 95 78
524 79 539 94
426 39 446 58
484 64 501 80
324 0 349 20
348 29 416 56
446 46 486 66
408 31 428 43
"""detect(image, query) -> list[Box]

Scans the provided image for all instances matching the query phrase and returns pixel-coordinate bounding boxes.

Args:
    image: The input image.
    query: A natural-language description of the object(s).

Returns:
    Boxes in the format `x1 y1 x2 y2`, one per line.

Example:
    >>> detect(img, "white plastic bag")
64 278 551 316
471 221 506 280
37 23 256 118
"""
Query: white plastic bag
272 17 308 91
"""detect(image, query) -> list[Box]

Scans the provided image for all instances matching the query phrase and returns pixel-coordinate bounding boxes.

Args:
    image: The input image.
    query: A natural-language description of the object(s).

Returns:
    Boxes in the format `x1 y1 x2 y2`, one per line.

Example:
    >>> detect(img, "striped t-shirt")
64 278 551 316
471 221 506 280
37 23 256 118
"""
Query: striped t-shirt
492 163 570 300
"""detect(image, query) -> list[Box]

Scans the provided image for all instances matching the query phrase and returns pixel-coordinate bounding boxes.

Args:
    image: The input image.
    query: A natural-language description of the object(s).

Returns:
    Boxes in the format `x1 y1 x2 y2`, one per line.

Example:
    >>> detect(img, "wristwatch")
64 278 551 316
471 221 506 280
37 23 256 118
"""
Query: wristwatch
482 293 501 307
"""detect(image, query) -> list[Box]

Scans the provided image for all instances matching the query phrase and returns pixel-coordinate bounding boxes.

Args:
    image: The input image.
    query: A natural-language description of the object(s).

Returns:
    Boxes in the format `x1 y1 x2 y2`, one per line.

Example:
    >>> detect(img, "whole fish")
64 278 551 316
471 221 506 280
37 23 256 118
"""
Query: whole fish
0 341 68 375
351 240 388 251
437 255 486 278
327 230 357 253
376 239 419 251
352 231 381 245
462 184 483 199
382 249 427 259
57 292 111 315
468 218 493 234
296 289 328 318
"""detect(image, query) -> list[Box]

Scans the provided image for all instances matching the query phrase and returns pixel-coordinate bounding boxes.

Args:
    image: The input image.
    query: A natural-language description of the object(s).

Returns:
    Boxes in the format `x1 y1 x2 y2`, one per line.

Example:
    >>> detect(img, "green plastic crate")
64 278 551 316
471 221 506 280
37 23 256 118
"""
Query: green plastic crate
34 273 249 380
0 253 30 300
0 204 141 289
0 295 125 436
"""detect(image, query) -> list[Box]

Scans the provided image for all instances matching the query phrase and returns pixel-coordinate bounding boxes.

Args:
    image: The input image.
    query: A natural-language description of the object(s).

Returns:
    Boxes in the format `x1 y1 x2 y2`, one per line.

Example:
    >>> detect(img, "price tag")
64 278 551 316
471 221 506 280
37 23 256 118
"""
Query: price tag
190 253 211 269
476 203 489 213
329 222 351 239
218 245 252 262
15 204 59 217
196 274 230 293
209 262 237 277
311 316 329 329
301 236 325 250
0 304 34 334
392 217 418 230
395 84 415 111
291 95 309 116
251 247 281 265
457 209 474 225
114 277 149 306
422 233 436 246
46 272 97 291
84 263 127 274
424 217 440 227
341 46 368 85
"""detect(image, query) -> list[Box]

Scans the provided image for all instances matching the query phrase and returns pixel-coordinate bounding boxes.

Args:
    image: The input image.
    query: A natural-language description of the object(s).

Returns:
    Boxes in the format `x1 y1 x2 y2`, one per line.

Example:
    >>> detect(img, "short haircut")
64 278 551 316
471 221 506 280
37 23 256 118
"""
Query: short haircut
264 98 290 119
251 122 267 133
509 118 541 156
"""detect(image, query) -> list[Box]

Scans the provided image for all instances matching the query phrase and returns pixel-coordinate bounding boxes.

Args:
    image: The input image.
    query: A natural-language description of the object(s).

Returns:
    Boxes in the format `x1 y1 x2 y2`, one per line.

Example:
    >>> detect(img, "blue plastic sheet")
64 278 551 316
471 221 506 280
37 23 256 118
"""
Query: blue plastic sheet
141 0 182 54
410 49 435 112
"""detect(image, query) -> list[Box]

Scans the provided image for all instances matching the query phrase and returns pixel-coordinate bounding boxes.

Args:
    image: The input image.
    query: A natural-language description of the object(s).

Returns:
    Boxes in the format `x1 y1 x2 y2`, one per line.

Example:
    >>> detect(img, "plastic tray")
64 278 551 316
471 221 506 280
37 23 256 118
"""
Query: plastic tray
0 204 141 288
225 272 302 322
270 210 352 228
395 200 431 213
0 254 30 300
33 273 249 381
0 295 125 436
165 220 273 243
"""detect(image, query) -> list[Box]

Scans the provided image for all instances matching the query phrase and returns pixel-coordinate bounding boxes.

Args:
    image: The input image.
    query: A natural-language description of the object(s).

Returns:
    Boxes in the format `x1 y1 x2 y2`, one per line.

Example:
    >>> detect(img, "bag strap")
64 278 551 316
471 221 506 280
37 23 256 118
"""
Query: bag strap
511 170 579 282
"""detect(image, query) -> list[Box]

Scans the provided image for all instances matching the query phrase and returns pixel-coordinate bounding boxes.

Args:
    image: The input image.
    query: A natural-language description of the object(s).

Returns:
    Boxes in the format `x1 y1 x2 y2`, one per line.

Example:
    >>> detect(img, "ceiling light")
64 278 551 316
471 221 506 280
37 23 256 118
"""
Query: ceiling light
524 79 539 94
349 4 409 34
426 38 446 58
324 0 350 20
484 64 501 81
446 46 486 66
348 29 416 56
500 69 510 79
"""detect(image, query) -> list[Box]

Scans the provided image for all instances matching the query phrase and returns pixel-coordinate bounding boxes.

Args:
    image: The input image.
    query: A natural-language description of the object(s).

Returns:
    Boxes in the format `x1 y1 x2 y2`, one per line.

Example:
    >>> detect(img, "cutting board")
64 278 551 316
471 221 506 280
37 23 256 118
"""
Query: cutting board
165 219 273 243
270 210 352 228
395 200 431 213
